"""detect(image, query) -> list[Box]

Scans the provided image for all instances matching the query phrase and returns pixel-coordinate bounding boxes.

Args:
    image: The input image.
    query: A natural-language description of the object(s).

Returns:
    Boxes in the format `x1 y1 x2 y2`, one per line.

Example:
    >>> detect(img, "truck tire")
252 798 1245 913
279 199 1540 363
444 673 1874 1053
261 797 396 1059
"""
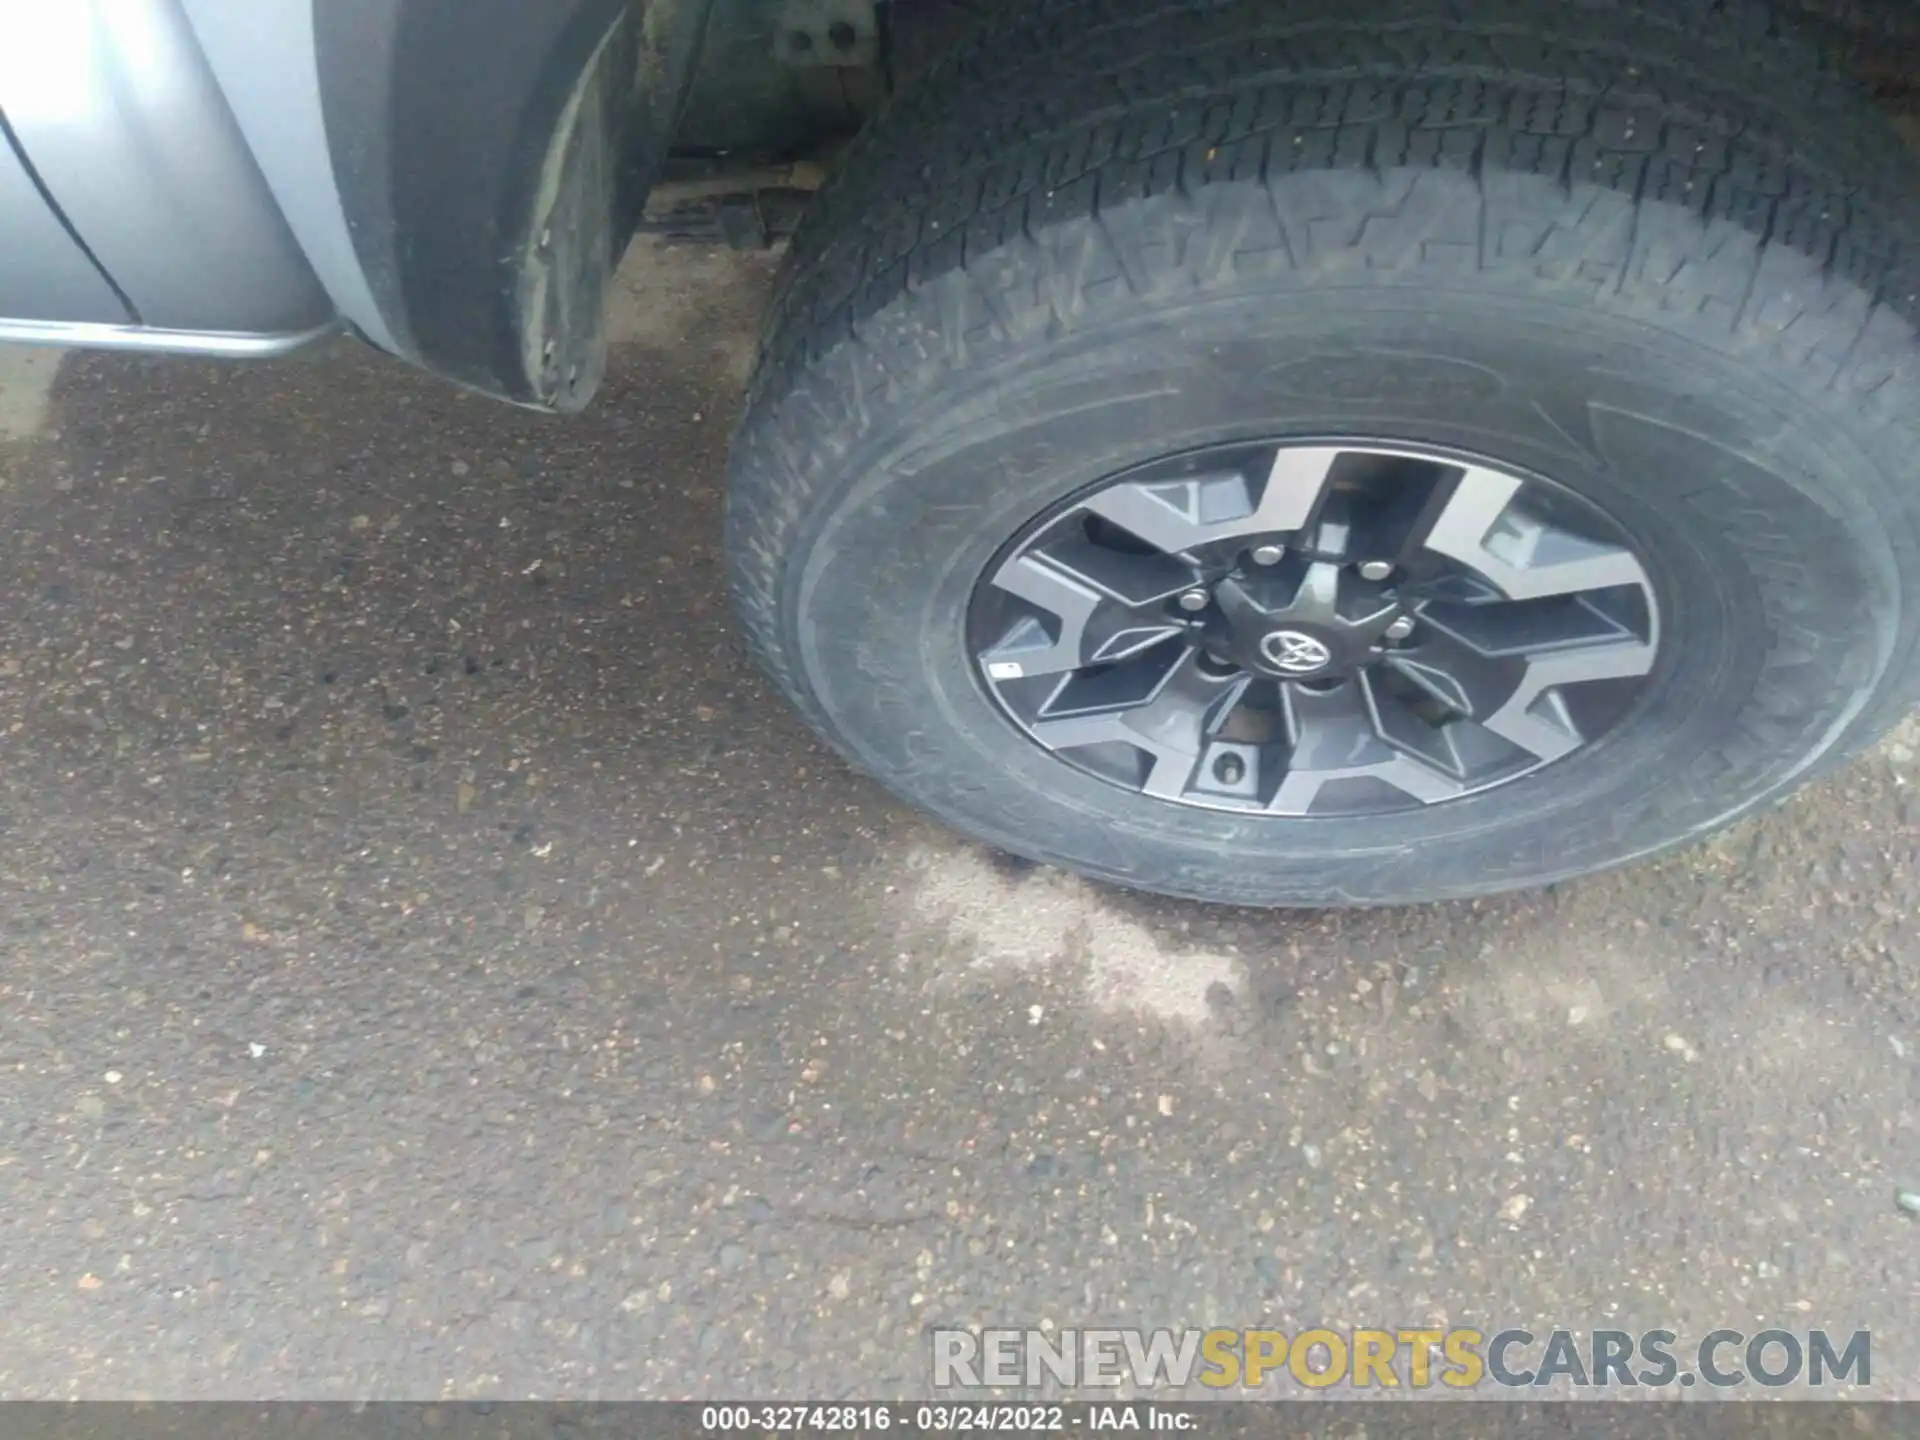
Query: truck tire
725 0 1920 906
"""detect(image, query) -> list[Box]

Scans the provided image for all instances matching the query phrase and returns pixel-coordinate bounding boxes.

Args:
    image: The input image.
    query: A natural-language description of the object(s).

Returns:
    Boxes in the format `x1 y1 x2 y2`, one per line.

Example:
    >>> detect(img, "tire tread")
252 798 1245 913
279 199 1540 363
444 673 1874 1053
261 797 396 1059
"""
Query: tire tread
726 0 1920 902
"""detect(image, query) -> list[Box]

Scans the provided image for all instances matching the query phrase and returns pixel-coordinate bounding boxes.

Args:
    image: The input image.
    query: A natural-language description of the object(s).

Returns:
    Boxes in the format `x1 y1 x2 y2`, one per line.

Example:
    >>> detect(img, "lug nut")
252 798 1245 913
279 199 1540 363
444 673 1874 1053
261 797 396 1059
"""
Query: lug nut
1249 544 1284 566
1357 560 1393 581
1383 615 1416 641
1176 588 1210 612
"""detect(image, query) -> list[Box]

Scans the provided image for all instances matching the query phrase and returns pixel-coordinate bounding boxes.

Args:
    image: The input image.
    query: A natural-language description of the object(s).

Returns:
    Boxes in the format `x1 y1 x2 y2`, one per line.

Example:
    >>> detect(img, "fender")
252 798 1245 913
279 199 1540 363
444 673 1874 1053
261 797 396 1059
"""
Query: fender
183 0 711 410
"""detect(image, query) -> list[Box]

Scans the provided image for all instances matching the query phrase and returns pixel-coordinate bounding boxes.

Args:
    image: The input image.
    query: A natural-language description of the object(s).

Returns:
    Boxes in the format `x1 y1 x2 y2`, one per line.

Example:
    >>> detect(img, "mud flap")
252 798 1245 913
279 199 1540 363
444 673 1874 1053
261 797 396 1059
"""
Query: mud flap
302 0 710 410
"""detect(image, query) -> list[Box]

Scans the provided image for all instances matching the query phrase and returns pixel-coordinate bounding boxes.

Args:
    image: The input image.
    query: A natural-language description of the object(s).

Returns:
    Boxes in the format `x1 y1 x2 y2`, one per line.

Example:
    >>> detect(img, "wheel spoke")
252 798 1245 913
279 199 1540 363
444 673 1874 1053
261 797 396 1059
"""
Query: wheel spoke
1042 531 1198 605
1265 687 1465 814
1262 679 1467 814
1037 636 1188 719
1416 592 1637 657
982 535 1198 678
1361 669 1473 779
1286 558 1342 626
980 551 1103 677
1375 617 1654 770
972 439 1661 819
1274 751 1470 814
1032 649 1246 799
1423 467 1649 600
1080 447 1341 556
1478 638 1657 761
1383 621 1524 719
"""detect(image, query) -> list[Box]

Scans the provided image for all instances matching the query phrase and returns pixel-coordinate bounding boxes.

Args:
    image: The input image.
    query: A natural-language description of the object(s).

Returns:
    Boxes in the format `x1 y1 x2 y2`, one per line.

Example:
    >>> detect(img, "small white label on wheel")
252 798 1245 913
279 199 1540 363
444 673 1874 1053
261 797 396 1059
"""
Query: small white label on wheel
986 661 1024 679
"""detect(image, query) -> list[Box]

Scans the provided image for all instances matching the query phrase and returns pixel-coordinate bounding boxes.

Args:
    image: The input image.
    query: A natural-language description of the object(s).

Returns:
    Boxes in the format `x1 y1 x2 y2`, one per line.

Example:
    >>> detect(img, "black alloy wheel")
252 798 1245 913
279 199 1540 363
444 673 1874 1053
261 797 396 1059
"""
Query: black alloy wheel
970 442 1658 817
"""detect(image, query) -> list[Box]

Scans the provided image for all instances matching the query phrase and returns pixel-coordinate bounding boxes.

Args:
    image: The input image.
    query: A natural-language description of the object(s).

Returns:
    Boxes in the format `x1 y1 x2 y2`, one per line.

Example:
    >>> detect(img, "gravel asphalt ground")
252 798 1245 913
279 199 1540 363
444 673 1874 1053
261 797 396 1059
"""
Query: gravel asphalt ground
0 240 1916 1401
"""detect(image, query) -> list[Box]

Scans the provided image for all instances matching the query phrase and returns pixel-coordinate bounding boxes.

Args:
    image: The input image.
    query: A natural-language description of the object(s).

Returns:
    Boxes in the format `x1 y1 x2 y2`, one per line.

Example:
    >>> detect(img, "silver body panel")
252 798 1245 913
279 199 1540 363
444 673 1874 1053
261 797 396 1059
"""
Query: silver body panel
176 0 399 352
0 139 131 325
0 0 679 400
0 0 335 348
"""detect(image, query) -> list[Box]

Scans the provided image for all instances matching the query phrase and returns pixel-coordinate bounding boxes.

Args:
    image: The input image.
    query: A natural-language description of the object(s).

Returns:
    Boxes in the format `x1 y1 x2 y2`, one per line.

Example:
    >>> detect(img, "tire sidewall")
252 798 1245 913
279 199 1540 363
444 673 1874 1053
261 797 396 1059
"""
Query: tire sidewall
766 266 1904 903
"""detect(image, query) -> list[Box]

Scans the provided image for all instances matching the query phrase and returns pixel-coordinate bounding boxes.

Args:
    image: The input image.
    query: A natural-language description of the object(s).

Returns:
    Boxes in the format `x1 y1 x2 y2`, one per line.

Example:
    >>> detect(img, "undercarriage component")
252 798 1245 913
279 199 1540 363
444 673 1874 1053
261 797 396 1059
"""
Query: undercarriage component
776 0 879 67
637 158 824 246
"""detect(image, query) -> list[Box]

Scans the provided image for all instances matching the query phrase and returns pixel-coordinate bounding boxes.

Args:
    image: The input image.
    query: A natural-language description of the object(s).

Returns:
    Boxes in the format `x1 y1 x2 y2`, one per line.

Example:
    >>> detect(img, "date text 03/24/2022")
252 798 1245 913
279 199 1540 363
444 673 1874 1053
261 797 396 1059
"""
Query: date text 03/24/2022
698 1405 1188 1432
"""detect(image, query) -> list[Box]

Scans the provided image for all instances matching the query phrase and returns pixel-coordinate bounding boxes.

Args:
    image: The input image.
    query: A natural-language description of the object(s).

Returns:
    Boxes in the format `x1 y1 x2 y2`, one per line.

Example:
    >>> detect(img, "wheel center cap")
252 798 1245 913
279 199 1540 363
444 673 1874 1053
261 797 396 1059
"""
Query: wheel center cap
1259 629 1333 674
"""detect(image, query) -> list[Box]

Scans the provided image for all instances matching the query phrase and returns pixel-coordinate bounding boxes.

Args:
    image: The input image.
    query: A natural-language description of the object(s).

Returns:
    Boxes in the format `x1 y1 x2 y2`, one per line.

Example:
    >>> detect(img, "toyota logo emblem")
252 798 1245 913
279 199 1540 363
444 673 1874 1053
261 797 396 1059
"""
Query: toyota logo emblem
1260 630 1332 673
